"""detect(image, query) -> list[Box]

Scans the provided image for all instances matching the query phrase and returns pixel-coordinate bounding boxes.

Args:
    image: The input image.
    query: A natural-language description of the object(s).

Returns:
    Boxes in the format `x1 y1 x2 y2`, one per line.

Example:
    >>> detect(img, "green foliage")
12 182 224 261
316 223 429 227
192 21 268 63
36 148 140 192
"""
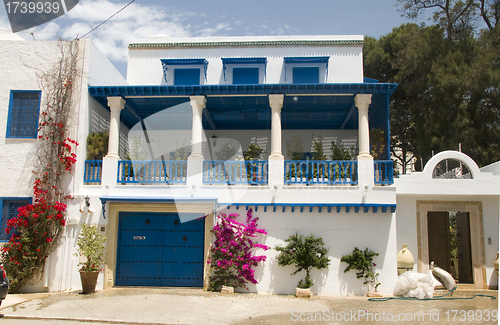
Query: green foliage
215 141 242 161
75 224 106 272
243 143 264 161
341 247 380 292
331 142 356 160
275 232 330 289
370 128 386 160
364 23 500 169
311 135 327 160
86 131 108 160
286 134 305 160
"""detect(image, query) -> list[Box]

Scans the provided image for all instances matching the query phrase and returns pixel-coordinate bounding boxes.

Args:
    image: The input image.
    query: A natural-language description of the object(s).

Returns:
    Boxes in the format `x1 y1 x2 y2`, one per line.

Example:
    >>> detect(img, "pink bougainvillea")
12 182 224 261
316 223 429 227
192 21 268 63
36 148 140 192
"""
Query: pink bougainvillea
207 209 269 291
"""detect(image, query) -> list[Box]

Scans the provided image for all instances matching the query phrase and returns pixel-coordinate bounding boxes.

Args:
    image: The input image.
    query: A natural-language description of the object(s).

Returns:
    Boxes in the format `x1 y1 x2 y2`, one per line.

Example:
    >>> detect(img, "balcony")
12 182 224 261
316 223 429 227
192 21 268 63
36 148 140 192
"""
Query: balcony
84 159 394 186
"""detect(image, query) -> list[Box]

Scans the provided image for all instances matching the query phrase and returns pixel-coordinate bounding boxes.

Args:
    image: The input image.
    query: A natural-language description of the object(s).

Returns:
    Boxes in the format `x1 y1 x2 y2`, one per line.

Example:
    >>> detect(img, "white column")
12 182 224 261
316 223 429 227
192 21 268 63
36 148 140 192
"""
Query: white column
102 97 125 190
106 97 125 158
268 94 284 189
269 94 284 157
189 96 206 158
355 94 374 187
187 96 206 188
356 94 372 157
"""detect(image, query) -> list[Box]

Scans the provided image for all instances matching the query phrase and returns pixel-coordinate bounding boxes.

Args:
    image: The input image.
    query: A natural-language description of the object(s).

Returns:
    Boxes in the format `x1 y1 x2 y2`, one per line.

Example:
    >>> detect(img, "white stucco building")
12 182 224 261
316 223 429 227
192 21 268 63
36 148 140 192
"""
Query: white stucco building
1 31 498 295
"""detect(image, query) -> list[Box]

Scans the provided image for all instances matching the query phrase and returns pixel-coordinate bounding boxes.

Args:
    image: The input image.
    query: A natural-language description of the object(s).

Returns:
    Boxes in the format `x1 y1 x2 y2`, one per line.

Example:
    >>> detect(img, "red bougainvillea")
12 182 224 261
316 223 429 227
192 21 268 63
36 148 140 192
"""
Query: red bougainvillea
1 40 80 293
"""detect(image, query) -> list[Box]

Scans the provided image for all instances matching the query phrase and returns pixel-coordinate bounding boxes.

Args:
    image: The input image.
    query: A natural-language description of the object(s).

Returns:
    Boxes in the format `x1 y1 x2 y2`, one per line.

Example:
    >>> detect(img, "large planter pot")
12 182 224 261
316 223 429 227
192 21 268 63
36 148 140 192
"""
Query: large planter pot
80 271 99 294
295 288 311 298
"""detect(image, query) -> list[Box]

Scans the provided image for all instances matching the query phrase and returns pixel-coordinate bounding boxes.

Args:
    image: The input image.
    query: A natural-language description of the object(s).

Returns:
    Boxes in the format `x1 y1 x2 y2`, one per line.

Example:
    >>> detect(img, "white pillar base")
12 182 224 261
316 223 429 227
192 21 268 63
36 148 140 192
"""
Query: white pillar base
357 155 374 188
102 156 119 190
187 155 204 189
268 154 284 189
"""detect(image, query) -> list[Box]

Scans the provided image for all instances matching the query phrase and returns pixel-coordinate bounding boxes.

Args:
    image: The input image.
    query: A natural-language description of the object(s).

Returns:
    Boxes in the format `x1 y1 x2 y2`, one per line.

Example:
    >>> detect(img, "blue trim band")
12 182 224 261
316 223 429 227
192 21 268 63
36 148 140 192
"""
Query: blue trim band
218 202 396 214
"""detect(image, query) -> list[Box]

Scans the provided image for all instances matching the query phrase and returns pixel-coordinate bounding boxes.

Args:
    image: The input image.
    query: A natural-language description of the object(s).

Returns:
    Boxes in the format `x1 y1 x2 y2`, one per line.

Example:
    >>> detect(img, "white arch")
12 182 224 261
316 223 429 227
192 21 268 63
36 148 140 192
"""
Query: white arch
422 151 481 179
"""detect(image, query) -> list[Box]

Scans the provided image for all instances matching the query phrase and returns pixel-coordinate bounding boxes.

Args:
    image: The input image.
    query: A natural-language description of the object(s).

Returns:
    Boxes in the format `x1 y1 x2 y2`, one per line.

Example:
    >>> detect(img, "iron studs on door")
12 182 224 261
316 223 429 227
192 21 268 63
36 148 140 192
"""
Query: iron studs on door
183 236 188 241
174 220 179 226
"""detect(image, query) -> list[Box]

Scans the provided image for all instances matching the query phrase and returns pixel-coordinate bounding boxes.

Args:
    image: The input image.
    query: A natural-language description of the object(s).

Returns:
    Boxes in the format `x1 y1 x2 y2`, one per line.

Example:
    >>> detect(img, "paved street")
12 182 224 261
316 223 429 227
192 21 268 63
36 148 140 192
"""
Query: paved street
0 288 497 325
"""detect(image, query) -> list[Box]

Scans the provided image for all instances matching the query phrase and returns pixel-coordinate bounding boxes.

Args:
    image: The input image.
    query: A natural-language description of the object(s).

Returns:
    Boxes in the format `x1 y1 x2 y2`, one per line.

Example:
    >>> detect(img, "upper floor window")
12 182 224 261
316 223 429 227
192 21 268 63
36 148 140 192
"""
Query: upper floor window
160 59 208 85
221 58 267 85
6 90 41 139
292 67 319 84
284 57 329 84
0 198 31 242
233 68 259 84
174 68 201 85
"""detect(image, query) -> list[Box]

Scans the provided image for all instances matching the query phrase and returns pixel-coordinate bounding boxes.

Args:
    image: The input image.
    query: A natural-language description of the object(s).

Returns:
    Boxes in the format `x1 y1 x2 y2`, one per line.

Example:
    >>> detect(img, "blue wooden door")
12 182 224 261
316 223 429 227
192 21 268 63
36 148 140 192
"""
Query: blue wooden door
116 212 205 286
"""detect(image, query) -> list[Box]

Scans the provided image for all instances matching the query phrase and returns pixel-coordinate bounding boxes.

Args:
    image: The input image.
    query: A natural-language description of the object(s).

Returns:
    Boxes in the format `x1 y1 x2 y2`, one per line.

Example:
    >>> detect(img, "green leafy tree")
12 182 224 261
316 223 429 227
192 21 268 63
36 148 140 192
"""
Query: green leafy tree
75 224 106 272
86 131 108 160
275 233 330 289
286 134 305 161
311 135 327 160
243 143 264 161
341 247 380 292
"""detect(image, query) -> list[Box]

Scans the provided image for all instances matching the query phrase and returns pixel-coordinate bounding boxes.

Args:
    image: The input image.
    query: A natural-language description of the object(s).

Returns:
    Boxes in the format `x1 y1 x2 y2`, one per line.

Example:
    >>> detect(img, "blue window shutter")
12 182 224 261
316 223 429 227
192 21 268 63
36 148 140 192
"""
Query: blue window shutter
6 91 41 139
293 67 319 84
0 198 31 241
174 69 201 85
233 68 259 84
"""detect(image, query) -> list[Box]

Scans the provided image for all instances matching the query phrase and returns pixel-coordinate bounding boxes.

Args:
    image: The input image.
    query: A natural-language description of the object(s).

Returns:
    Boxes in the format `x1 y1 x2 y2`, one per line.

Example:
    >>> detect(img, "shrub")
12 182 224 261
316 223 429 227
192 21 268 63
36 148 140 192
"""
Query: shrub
275 232 330 289
341 247 380 292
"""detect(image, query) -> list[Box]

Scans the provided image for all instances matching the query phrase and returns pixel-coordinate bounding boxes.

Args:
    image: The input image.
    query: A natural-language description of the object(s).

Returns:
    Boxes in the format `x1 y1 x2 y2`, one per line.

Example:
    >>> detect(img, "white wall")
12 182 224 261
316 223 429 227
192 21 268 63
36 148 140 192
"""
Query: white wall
127 36 364 85
220 206 398 296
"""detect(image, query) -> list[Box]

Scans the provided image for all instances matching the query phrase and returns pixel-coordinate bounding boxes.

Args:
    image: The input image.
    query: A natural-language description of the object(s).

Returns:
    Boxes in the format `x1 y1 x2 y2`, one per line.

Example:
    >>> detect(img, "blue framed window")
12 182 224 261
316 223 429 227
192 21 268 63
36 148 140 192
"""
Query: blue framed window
174 68 201 85
6 90 41 139
233 68 259 84
293 67 319 84
0 198 31 242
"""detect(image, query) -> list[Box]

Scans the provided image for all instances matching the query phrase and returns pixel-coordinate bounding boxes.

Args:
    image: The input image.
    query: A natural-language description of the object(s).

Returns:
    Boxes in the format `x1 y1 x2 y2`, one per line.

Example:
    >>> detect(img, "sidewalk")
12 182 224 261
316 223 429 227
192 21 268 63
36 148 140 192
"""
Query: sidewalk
0 287 497 325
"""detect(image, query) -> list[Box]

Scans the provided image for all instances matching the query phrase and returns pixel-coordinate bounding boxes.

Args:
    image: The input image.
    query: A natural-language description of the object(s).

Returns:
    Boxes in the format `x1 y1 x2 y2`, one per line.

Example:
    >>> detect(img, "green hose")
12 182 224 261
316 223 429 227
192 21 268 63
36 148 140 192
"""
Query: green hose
368 287 497 302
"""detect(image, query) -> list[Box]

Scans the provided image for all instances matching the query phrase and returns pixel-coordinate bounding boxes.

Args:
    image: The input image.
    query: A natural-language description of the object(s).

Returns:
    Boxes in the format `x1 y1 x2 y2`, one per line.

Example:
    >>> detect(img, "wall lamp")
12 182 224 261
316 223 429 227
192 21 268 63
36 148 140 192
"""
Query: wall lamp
84 195 91 207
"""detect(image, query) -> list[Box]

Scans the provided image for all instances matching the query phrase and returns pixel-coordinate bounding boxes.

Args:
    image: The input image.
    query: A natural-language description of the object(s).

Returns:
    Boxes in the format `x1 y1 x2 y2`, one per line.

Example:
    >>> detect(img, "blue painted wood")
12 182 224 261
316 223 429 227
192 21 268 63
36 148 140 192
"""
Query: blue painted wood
84 160 102 183
116 212 204 287
203 160 268 185
374 160 394 185
117 161 187 184
284 160 357 185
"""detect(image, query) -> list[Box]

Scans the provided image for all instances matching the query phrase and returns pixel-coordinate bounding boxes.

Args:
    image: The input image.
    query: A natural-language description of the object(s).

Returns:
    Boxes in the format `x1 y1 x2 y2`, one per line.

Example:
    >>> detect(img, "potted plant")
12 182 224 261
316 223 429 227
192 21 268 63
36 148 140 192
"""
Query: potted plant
341 247 381 296
75 224 106 294
275 232 330 297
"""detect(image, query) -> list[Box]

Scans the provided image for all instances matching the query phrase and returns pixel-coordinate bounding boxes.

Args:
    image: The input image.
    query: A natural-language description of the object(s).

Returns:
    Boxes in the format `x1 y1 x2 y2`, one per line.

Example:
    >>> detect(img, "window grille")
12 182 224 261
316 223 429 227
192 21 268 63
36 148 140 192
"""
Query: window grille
0 199 30 241
7 91 41 138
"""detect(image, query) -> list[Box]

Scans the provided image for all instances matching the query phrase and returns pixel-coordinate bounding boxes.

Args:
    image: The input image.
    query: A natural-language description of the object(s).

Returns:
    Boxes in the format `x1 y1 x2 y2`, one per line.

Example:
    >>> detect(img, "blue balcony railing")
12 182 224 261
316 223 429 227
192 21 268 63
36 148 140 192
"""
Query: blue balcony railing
84 160 102 183
284 160 357 185
203 160 268 185
374 160 394 185
117 160 187 184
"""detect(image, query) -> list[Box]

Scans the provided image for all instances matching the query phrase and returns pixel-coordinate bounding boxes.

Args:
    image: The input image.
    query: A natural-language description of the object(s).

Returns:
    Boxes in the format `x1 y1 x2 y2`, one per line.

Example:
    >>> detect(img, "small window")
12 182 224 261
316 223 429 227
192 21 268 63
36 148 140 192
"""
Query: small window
0 198 31 241
233 68 259 84
293 67 319 84
6 91 41 138
174 69 201 85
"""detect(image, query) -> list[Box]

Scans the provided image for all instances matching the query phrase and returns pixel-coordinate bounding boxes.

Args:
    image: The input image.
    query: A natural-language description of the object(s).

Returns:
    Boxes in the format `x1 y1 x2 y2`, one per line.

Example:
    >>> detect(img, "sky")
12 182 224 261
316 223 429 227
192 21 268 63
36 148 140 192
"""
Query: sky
0 0 427 77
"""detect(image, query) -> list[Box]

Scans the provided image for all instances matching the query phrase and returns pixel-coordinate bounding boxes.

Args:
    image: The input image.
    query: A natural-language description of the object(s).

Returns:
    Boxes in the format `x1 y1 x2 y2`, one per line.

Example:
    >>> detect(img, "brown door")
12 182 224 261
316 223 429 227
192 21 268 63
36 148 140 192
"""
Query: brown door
427 212 451 272
456 212 473 283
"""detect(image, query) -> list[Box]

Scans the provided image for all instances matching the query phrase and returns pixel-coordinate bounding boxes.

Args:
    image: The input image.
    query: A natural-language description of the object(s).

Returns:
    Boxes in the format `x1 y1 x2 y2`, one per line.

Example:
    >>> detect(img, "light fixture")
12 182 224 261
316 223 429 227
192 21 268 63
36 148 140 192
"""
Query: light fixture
84 195 90 207
211 135 217 147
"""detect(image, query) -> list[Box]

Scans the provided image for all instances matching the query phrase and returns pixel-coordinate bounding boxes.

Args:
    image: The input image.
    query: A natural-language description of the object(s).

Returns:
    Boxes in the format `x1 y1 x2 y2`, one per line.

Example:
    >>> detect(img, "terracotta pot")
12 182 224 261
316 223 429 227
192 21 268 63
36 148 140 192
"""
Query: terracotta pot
295 288 311 298
80 271 99 294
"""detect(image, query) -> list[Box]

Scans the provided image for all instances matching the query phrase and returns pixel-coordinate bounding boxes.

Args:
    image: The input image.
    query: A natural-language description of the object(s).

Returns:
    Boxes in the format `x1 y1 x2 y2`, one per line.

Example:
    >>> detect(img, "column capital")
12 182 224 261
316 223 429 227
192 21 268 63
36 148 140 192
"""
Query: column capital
190 95 206 112
269 94 284 111
355 94 372 110
107 97 126 112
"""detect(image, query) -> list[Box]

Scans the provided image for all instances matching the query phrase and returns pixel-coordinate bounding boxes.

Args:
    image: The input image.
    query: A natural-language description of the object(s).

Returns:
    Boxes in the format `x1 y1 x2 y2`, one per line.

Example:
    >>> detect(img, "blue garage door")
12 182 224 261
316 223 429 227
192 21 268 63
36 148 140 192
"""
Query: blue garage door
116 212 205 286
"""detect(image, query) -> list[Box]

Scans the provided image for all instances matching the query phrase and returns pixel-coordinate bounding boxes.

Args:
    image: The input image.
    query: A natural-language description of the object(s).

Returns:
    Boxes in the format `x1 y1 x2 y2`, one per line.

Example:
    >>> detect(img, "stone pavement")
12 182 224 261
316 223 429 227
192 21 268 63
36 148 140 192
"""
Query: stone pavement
0 287 497 325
